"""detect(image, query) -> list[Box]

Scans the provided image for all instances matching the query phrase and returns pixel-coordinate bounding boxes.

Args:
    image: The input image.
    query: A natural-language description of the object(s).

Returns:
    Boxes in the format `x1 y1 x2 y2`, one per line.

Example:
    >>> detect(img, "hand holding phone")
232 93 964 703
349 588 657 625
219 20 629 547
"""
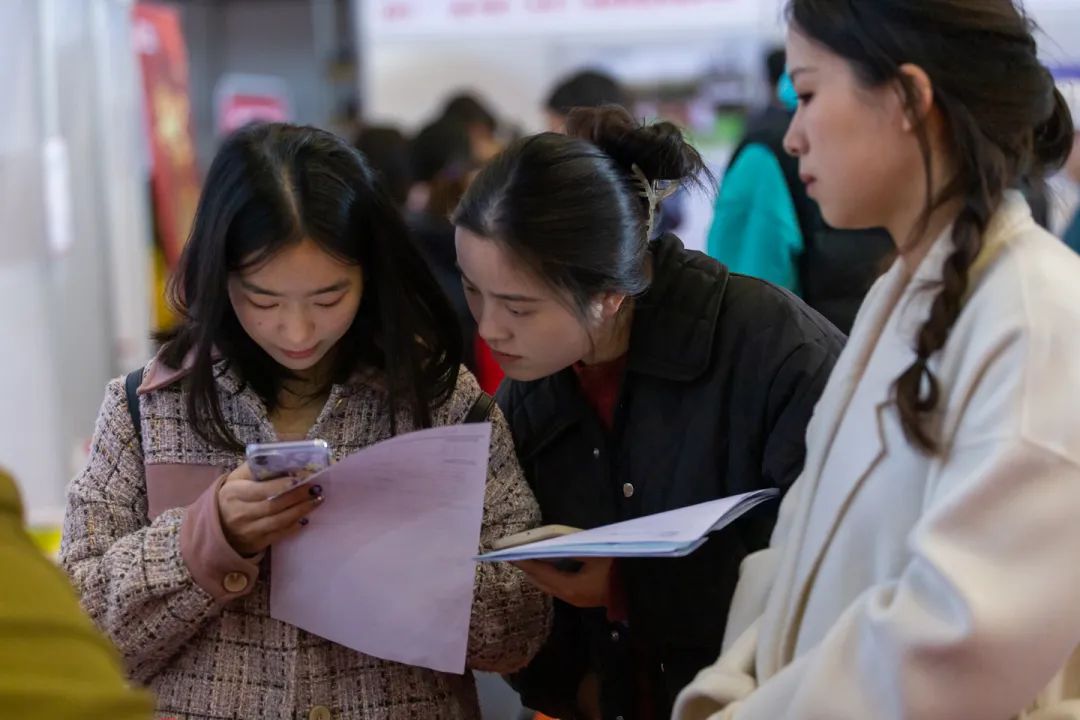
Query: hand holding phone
217 462 325 556
514 556 614 608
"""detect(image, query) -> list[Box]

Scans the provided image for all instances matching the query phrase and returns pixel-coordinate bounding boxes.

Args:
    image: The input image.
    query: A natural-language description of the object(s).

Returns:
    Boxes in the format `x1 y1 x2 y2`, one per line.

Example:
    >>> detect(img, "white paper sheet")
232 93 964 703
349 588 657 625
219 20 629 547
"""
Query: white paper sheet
270 423 491 674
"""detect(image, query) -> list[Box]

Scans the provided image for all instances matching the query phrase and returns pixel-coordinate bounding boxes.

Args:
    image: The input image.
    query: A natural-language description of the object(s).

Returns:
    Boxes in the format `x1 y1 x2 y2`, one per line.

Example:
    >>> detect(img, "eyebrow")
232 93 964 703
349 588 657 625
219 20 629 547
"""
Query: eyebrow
240 279 351 298
457 265 543 304
788 66 817 81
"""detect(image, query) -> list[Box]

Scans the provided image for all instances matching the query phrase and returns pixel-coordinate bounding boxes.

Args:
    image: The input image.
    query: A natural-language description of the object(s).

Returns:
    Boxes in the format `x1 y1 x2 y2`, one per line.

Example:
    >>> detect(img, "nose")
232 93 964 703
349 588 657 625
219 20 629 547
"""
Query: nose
783 113 807 158
280 304 315 348
476 304 510 345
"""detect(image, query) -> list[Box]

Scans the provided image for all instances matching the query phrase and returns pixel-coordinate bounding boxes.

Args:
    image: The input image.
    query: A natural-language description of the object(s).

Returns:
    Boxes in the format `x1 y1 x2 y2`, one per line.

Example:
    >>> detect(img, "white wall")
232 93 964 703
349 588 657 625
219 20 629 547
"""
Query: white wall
1036 2 1080 66
0 0 151 521
364 37 552 132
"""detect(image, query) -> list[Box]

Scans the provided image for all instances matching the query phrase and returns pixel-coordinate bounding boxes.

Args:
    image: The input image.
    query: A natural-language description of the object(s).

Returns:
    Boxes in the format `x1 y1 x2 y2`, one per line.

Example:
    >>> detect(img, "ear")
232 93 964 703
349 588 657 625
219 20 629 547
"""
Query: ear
594 291 628 322
896 63 935 132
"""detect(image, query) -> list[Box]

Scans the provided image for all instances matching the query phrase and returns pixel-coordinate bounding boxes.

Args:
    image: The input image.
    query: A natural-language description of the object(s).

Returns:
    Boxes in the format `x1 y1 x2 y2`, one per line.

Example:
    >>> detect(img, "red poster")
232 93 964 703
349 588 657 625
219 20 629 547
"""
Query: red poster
133 4 201 269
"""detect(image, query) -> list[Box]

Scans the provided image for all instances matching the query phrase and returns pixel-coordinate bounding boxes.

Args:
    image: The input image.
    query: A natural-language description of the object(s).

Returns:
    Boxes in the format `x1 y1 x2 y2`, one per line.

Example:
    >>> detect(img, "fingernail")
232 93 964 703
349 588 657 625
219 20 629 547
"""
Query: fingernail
309 485 323 497
299 518 309 526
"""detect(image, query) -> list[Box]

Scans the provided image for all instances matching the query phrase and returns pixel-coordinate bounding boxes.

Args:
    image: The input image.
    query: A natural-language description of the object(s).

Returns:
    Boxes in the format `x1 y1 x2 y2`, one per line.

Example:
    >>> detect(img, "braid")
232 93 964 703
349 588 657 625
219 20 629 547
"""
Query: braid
893 191 993 453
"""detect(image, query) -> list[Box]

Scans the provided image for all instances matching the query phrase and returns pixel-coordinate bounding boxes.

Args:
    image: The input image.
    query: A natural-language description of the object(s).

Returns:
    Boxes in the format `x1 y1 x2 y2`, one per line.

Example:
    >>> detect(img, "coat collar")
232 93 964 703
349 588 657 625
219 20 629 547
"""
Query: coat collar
138 346 225 394
137 344 379 446
627 234 729 382
138 344 383 398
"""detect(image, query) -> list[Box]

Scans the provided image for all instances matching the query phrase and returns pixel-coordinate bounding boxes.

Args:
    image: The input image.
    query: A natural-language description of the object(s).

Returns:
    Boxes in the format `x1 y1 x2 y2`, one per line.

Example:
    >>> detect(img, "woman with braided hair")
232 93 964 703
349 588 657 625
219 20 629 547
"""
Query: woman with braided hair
676 2 1080 719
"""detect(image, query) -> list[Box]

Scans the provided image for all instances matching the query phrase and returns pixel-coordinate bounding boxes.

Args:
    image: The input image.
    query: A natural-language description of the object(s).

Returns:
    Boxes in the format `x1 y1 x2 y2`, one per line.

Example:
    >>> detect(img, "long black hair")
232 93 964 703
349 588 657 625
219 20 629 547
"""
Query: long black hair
787 0 1074 453
452 106 707 318
159 123 462 451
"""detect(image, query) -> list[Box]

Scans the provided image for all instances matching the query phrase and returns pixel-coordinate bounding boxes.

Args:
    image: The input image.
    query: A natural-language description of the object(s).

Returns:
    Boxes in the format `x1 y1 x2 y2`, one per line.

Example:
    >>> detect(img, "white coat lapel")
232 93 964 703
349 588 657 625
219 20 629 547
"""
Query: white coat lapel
776 232 957 663
768 192 1034 669
760 259 911 667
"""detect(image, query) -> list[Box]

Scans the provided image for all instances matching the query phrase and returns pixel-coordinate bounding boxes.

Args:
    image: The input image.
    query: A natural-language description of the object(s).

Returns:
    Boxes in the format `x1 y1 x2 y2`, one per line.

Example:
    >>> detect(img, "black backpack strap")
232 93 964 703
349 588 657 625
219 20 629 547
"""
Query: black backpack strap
125 368 145 446
464 391 495 424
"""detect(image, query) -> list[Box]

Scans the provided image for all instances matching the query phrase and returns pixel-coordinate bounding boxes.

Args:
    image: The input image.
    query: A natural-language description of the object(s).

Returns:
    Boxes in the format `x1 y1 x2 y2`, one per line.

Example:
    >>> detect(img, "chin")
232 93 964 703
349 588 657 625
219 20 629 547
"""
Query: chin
817 201 867 232
498 366 541 383
498 362 556 383
499 358 576 384
275 350 328 372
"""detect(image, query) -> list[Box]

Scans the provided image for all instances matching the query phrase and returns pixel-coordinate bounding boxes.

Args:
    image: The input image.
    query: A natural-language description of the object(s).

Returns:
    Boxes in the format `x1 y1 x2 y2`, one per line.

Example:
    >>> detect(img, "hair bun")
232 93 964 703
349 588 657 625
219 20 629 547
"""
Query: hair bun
565 106 707 185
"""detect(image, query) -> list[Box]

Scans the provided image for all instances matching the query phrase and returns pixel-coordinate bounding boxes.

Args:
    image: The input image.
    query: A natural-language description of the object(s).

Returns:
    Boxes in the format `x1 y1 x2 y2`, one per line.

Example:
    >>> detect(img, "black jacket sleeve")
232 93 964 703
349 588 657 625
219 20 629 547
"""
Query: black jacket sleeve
762 334 842 492
734 294 844 551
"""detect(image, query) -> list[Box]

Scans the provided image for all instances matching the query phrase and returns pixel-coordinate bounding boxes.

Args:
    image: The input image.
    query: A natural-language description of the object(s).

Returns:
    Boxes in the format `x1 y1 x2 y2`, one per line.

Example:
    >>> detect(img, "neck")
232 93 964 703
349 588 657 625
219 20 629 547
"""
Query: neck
890 198 964 277
581 303 634 366
279 348 336 406
886 155 965 276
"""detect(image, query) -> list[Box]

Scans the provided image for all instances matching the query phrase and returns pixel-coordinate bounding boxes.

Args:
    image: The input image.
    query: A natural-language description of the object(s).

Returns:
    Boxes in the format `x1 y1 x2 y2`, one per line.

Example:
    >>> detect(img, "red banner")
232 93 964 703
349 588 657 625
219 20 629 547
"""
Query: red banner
133 4 201 269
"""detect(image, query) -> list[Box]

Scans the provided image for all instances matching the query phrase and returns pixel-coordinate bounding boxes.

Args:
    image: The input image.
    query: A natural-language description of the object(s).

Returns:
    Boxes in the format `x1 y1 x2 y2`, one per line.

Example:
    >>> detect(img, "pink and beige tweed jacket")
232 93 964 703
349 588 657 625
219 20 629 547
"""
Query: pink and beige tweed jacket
60 356 550 720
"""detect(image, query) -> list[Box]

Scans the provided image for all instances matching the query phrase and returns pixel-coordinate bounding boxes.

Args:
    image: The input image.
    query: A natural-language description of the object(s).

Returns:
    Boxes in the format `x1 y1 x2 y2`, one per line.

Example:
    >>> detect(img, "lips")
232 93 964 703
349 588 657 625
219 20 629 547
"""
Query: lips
282 345 319 360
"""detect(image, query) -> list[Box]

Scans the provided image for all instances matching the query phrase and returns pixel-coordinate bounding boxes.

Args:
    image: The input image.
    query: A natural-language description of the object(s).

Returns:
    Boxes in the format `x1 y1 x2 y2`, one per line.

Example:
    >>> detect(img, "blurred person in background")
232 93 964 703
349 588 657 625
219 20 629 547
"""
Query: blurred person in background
453 106 843 720
545 69 629 133
1 467 153 719
354 125 412 208
407 117 484 375
676 1 1080 718
707 47 893 334
744 48 795 137
442 92 504 164
59 123 548 719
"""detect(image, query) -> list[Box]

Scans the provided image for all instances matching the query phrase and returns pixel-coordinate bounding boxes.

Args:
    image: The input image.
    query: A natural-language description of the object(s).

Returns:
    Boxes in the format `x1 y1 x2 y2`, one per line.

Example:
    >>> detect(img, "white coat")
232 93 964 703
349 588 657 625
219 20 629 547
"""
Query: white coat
674 193 1080 720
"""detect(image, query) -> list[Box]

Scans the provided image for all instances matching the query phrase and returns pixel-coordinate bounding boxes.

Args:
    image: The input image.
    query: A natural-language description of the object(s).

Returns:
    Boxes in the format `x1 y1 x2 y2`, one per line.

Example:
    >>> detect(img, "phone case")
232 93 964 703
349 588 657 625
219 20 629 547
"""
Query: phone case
246 440 331 482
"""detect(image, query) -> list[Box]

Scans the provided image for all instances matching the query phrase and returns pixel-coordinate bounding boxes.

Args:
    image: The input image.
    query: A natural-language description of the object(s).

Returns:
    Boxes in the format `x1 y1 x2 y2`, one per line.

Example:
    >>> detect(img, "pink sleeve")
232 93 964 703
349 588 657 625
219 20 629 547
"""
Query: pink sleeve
180 475 263 602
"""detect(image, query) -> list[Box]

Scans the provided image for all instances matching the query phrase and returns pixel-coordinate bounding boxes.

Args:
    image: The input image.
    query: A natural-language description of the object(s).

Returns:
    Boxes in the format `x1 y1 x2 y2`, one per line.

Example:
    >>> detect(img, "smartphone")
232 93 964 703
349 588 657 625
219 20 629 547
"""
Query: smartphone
492 525 585 572
245 440 331 483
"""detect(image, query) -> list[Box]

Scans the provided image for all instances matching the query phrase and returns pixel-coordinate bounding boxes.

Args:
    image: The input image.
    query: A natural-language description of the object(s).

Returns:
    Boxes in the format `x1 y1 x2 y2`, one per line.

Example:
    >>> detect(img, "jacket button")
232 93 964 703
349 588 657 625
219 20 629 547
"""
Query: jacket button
592 448 600 459
309 706 332 720
622 483 635 498
223 571 248 593
610 630 620 642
